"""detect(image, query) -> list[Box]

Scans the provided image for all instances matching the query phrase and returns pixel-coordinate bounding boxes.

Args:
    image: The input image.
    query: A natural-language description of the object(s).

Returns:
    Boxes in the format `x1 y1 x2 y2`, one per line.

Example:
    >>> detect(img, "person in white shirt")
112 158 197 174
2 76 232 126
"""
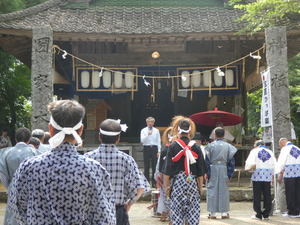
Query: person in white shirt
140 117 161 188
276 138 300 218
245 140 275 220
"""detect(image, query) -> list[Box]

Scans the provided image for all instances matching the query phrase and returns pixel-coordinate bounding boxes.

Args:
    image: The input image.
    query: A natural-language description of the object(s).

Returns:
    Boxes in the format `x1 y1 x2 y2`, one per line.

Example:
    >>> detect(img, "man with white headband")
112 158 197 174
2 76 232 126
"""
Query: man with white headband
205 127 237 219
8 100 116 225
85 118 150 225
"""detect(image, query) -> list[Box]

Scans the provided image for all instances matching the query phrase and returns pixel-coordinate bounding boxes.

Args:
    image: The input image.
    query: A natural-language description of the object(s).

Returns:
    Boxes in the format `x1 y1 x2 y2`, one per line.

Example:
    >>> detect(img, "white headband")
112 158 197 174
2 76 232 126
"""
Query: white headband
99 119 128 136
49 116 83 148
178 126 191 134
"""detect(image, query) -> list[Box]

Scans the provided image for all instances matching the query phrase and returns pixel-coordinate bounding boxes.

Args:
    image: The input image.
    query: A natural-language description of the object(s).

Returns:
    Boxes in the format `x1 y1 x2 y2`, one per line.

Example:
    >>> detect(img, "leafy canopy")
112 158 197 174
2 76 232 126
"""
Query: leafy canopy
229 0 300 34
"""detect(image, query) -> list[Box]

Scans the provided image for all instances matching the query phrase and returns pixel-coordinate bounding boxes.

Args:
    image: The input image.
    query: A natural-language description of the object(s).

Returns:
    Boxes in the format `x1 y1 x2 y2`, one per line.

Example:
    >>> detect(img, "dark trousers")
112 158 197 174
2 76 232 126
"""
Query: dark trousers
284 177 300 216
143 145 158 186
116 205 129 225
252 181 272 219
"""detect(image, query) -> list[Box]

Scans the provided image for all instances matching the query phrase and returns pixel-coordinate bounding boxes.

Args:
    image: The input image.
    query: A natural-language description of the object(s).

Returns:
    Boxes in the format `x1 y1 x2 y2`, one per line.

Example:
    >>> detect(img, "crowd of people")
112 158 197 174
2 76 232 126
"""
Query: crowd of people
0 99 299 225
142 116 300 224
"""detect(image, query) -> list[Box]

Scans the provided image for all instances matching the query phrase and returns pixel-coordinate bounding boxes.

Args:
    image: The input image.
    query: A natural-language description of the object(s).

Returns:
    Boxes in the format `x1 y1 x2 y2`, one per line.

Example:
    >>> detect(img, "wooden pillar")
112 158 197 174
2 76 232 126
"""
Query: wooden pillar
31 26 53 131
265 26 291 155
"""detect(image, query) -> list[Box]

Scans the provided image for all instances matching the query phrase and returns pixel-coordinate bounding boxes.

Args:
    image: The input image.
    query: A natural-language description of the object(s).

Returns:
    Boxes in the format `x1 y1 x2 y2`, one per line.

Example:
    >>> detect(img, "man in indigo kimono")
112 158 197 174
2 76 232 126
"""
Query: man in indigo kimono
0 127 38 225
85 119 150 225
205 127 237 219
8 100 116 225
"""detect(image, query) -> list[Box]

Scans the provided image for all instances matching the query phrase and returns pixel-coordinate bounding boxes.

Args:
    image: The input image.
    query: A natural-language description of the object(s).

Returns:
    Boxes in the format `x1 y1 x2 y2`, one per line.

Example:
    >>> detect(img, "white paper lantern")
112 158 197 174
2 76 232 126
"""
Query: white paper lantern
114 71 123 88
226 69 234 86
181 70 190 88
192 70 201 88
81 71 90 88
203 71 211 87
125 71 134 88
92 71 101 88
214 71 223 87
103 71 111 88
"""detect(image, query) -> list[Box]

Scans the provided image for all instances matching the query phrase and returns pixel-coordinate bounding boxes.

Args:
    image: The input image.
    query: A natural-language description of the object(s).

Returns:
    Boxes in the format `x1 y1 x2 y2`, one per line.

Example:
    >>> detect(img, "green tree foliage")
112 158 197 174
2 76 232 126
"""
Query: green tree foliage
288 53 300 140
229 0 300 34
0 49 32 144
247 54 300 142
0 0 47 142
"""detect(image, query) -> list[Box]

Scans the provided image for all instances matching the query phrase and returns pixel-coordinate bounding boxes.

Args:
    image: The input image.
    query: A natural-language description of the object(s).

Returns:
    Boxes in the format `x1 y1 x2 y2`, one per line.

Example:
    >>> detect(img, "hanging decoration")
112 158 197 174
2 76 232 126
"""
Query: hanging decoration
250 52 262 60
52 44 265 101
143 75 151 87
256 51 261 75
99 67 103 77
216 66 225 77
62 50 68 59
242 58 246 83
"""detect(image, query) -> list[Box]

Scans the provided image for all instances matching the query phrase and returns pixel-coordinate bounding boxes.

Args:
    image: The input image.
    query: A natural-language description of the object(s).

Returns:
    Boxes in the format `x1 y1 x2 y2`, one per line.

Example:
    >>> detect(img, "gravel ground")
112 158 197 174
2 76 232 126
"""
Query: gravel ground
0 201 299 224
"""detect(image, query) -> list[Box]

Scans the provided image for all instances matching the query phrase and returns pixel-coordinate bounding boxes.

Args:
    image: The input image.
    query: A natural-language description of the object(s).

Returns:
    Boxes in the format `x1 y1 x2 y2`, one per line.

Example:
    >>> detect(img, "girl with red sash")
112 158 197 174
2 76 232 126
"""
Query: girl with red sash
163 117 207 225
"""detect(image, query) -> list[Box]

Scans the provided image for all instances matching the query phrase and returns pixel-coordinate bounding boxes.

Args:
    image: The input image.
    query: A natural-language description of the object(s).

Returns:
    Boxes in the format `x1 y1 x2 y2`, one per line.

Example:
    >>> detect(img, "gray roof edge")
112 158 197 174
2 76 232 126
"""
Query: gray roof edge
0 0 65 21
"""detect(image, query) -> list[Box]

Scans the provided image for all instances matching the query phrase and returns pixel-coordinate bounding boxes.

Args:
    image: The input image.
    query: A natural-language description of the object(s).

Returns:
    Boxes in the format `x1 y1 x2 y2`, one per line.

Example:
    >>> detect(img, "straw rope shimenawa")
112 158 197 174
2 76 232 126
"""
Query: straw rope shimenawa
52 44 265 79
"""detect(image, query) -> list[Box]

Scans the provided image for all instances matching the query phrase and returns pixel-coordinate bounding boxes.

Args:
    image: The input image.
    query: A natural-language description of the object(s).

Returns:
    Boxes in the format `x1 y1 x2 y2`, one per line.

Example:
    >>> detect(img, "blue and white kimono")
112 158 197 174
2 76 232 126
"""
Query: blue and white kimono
0 142 38 225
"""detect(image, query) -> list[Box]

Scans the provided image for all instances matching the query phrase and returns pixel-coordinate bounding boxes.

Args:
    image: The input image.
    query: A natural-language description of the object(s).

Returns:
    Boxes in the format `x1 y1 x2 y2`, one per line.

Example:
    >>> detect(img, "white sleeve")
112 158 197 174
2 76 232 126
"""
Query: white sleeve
275 147 288 174
245 149 256 171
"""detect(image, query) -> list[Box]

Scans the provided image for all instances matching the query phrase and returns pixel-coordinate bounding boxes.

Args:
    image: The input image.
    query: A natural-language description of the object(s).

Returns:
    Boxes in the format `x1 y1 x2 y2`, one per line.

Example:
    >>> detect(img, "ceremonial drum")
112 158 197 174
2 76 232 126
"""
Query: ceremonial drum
151 190 160 217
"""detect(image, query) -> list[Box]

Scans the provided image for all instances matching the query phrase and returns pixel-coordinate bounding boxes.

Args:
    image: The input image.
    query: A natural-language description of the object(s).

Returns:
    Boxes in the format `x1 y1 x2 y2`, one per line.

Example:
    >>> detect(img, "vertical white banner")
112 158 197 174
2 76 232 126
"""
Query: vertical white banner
261 68 273 127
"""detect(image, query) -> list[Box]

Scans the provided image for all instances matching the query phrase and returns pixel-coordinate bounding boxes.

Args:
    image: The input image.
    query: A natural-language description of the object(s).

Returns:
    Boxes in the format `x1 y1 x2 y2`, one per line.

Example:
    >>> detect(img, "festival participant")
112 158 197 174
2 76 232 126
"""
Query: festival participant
245 140 275 220
0 127 38 225
140 116 161 187
85 118 150 225
0 128 12 149
276 138 300 218
163 117 206 225
209 121 234 143
155 126 174 222
8 100 116 224
32 129 51 154
205 127 237 219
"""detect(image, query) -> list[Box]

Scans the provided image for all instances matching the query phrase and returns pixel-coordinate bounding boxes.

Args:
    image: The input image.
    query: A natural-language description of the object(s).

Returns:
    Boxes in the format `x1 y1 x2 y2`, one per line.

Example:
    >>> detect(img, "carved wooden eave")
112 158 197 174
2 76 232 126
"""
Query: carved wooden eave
0 0 300 88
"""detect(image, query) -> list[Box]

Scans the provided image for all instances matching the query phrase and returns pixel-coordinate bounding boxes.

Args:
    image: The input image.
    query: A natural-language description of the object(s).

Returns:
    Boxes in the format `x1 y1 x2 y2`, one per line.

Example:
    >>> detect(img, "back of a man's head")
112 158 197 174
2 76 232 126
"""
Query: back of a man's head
29 137 40 149
15 128 31 143
48 100 85 136
215 127 225 138
99 119 121 144
254 140 264 147
32 129 45 141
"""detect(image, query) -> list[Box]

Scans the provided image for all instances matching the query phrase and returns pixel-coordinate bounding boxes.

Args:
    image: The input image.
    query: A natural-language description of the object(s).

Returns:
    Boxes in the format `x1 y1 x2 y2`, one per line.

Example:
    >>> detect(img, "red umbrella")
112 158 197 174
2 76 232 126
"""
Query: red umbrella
190 108 243 126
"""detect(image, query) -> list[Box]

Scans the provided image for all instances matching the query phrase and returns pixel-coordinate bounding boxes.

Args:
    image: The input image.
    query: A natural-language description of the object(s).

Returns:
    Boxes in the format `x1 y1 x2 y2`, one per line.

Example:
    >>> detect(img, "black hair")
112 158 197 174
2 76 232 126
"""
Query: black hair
215 127 225 138
15 128 31 143
178 120 190 134
29 137 40 147
48 100 85 139
99 119 121 144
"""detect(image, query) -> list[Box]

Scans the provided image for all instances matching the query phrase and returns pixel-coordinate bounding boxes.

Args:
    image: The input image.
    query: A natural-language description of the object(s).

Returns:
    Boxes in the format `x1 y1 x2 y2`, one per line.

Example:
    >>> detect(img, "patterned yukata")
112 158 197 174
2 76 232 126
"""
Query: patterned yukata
8 142 116 225
205 139 237 213
164 137 206 225
276 142 300 216
85 144 150 224
0 142 38 225
245 145 275 219
155 145 170 214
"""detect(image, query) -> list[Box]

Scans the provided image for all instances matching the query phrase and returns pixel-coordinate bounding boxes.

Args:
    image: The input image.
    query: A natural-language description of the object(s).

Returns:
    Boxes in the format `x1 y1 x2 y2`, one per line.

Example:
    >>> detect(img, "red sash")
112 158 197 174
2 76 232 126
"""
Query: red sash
172 139 198 175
